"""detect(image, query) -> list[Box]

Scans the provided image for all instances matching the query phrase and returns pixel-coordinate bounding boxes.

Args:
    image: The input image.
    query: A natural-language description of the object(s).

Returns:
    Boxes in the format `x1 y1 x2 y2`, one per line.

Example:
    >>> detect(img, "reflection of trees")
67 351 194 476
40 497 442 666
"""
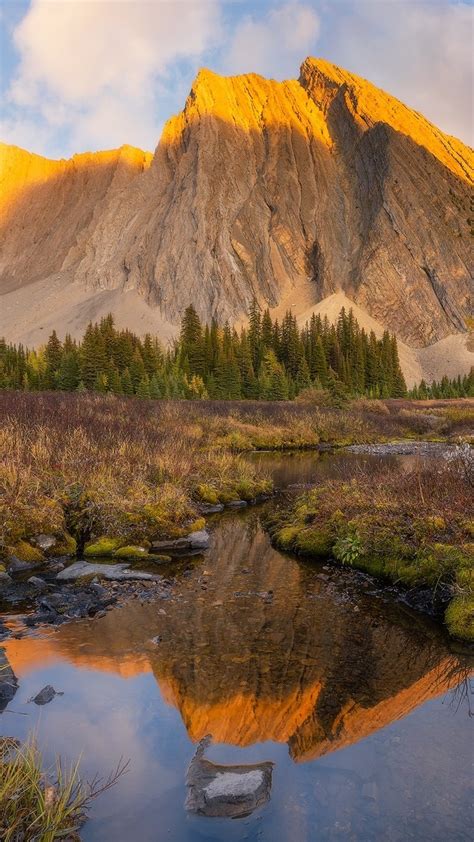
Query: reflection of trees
12 515 470 760
448 669 474 717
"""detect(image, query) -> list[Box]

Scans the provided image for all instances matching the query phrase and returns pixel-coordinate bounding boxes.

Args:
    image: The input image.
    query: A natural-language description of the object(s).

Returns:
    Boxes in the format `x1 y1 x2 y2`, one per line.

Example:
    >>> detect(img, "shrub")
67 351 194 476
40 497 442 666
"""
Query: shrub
333 530 363 565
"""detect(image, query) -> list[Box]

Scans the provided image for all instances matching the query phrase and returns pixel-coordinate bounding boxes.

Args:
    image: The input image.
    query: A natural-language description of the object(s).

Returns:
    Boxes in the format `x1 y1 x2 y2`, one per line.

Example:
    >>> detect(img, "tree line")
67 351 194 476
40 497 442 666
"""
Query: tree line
0 304 469 401
408 373 473 400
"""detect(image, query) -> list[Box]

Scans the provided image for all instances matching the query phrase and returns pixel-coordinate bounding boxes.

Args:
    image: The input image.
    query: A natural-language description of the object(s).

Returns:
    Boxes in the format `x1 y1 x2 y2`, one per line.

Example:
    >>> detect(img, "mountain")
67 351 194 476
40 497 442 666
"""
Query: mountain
1 58 473 383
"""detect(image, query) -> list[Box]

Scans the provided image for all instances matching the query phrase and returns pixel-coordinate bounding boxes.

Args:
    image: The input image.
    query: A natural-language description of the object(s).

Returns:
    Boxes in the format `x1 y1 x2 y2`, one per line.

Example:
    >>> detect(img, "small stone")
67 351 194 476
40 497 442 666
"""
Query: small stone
30 685 63 705
7 557 36 573
31 534 56 551
27 576 48 592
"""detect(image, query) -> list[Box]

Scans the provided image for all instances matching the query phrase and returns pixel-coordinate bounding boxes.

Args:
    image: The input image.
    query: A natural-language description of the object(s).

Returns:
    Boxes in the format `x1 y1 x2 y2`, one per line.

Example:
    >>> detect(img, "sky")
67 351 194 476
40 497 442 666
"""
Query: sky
0 0 472 159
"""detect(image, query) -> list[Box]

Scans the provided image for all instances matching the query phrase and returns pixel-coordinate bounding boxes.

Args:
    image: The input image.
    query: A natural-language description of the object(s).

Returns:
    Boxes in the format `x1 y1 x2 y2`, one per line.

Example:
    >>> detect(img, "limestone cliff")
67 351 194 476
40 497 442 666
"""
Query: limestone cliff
0 57 472 355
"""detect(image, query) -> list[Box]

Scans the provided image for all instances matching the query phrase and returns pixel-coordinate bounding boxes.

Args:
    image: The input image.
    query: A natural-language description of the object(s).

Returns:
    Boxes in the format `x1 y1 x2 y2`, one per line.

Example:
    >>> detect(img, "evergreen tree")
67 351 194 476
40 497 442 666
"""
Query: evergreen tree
180 305 205 376
44 330 62 388
121 368 134 395
58 351 80 391
136 373 151 399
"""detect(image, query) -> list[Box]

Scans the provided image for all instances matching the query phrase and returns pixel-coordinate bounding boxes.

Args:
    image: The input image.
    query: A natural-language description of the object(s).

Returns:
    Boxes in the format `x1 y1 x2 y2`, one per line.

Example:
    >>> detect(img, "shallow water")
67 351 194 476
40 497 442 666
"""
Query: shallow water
1 452 473 841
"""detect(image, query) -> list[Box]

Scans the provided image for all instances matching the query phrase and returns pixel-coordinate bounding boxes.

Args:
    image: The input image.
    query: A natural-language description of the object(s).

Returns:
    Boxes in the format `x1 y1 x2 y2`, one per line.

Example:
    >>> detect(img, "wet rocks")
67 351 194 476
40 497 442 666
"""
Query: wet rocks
152 529 210 553
0 648 18 712
185 737 273 818
24 585 118 627
7 556 38 574
30 532 77 557
30 685 63 705
56 561 156 582
198 504 225 515
30 534 56 552
27 576 48 593
0 571 13 587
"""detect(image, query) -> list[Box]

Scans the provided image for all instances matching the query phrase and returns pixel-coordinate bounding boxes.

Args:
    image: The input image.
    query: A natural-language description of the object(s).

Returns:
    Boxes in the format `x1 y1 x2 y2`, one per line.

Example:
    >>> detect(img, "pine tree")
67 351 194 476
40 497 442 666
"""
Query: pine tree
44 330 62 388
180 305 205 376
248 298 262 371
108 366 123 394
136 373 151 399
149 374 162 399
58 351 80 391
121 367 133 395
129 349 146 392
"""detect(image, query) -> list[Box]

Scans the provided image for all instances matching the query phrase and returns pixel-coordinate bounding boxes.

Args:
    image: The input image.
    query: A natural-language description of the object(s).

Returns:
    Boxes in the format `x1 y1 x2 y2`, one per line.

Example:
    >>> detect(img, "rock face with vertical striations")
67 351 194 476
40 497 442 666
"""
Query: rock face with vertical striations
0 58 472 371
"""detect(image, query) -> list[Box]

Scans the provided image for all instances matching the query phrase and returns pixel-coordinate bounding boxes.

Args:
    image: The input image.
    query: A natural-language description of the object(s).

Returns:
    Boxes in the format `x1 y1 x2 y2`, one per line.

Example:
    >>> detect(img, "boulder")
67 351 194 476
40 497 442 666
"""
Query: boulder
31 534 56 551
0 571 13 587
27 576 48 592
152 530 210 553
7 556 37 573
199 504 225 514
185 736 273 819
56 561 156 582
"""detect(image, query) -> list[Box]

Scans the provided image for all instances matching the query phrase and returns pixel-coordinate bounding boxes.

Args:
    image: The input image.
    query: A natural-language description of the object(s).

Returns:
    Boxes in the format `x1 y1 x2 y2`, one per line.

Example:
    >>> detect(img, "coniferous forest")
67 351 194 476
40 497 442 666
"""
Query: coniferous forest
0 305 472 401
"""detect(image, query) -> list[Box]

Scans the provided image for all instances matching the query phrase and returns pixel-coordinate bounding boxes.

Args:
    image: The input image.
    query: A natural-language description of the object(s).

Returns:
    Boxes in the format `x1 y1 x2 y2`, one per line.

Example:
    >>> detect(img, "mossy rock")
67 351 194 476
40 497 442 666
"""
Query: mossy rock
217 490 241 505
275 526 300 551
233 480 261 502
445 596 474 642
8 540 44 565
84 537 124 558
294 526 334 558
195 484 219 505
113 545 149 560
0 563 6 574
53 533 77 557
187 517 206 533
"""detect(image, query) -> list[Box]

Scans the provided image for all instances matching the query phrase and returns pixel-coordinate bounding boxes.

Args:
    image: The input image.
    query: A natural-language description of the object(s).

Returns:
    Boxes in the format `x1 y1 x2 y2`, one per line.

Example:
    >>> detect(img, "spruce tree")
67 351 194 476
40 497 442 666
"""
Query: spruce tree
136 373 151 399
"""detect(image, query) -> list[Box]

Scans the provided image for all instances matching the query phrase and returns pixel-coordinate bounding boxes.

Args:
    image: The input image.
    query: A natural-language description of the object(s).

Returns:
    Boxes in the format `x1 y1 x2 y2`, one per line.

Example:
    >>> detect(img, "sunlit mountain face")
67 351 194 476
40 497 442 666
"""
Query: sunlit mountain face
1 58 472 371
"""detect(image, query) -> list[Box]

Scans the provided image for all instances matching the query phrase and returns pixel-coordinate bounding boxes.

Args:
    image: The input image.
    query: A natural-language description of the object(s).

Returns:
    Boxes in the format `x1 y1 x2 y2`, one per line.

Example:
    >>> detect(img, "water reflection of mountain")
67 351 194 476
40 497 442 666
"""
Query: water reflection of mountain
3 517 470 760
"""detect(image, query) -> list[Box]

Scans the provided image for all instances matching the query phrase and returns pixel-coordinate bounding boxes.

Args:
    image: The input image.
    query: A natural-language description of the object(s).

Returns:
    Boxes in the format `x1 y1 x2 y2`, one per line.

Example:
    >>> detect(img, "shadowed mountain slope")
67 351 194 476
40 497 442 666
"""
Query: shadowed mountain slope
1 58 472 377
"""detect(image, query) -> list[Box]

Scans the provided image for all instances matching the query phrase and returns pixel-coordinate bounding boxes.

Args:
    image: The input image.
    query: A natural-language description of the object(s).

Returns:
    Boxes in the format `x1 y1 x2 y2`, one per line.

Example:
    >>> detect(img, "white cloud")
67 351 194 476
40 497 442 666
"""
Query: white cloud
2 0 472 156
5 0 222 155
325 0 473 144
224 2 320 79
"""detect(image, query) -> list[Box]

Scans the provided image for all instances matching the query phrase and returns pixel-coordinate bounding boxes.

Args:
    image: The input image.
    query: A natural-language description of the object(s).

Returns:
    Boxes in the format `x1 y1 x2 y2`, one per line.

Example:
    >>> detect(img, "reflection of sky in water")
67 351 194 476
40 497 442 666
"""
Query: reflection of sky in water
1 452 473 841
3 656 472 842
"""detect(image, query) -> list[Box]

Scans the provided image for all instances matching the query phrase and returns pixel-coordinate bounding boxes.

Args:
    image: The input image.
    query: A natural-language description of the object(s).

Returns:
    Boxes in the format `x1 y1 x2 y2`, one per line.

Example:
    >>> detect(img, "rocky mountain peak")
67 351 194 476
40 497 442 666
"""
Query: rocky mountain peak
0 59 472 381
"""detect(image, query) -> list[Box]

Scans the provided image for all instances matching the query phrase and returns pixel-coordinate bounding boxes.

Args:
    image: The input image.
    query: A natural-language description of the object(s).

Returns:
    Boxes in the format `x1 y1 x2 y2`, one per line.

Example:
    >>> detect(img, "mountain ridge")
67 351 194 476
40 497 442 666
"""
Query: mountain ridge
1 57 472 383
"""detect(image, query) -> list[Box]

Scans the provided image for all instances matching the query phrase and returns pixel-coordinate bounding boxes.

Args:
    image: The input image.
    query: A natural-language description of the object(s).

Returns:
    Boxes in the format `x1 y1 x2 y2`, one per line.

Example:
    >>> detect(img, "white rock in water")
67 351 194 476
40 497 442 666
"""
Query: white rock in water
205 771 264 799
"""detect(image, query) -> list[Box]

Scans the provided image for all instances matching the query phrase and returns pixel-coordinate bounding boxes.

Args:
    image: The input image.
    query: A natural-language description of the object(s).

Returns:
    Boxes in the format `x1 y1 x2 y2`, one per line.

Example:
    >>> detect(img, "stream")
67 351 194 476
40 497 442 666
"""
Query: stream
1 451 473 841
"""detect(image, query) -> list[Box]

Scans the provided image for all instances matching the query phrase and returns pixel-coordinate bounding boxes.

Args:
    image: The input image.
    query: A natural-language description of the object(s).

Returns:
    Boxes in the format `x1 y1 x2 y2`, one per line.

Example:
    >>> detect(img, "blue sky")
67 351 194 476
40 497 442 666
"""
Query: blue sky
1 0 472 158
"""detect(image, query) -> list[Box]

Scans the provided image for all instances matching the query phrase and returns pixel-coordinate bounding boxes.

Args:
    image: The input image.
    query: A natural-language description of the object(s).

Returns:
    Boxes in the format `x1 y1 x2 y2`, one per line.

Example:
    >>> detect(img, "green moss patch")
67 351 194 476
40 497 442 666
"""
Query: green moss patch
113 545 149 559
84 537 124 558
195 484 219 505
8 540 44 565
445 596 474 642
